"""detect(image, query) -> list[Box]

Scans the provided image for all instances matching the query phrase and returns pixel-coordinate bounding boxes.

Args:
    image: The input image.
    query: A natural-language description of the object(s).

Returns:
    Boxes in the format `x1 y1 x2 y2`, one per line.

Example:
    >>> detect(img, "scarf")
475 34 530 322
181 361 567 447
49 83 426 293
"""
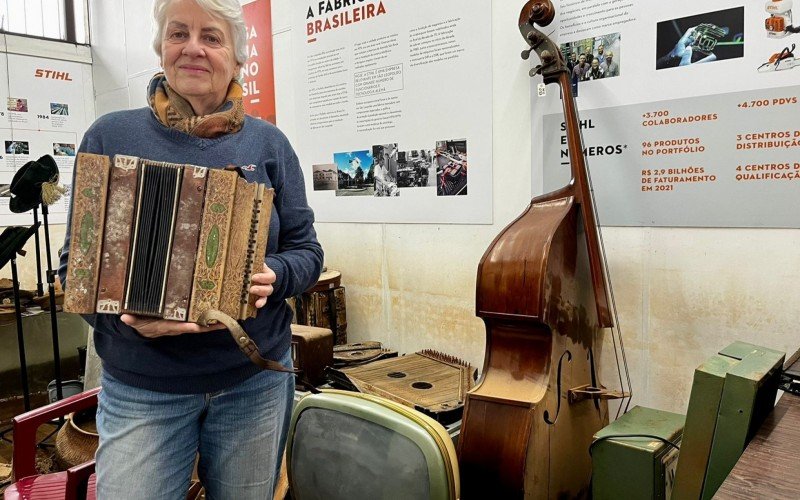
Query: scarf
147 72 245 138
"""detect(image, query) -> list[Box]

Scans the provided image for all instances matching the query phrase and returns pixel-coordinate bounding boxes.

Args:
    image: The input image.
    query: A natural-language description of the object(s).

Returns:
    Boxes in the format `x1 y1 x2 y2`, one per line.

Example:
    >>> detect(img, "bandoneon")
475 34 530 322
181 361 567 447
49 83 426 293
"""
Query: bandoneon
64 153 273 323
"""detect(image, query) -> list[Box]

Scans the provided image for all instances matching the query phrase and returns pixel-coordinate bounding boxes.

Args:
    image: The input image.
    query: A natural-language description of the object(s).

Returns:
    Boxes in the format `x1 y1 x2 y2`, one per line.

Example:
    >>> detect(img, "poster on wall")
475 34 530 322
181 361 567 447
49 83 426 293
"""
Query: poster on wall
532 0 800 228
292 0 492 224
241 0 277 123
0 54 91 226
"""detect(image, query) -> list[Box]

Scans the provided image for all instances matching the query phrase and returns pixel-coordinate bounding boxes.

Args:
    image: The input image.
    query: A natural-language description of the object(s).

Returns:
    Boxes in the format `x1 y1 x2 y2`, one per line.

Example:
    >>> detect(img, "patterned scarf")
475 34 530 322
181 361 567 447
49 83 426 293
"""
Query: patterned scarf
147 72 245 138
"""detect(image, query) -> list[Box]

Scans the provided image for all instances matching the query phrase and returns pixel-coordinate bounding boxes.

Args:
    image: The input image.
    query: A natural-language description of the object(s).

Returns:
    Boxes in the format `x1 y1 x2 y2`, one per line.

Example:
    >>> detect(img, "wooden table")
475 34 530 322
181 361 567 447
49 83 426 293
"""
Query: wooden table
715 392 800 499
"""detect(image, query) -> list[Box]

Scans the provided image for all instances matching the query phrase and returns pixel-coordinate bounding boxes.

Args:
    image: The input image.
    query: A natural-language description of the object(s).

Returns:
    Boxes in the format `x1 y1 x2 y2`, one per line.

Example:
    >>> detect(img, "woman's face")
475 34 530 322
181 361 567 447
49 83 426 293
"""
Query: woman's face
160 0 239 115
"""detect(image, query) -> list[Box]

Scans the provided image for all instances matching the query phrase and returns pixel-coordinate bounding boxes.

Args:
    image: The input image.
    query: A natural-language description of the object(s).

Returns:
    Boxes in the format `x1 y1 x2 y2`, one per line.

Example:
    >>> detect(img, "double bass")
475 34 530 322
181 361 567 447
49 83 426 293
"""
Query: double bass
457 1 629 498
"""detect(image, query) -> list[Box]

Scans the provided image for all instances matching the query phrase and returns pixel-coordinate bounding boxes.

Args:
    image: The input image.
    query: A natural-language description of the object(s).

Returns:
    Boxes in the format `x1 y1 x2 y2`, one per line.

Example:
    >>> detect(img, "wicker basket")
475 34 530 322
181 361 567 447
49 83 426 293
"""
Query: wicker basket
55 406 99 469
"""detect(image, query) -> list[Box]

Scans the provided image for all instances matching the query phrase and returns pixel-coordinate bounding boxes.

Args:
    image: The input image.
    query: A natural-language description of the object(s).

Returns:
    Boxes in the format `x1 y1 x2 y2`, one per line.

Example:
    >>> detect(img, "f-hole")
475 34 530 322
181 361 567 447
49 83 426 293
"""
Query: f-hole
544 350 572 425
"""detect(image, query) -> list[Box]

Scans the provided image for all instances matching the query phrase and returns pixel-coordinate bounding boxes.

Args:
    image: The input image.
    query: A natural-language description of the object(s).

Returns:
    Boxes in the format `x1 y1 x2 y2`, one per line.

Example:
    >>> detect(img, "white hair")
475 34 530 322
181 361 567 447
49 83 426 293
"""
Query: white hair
152 0 248 65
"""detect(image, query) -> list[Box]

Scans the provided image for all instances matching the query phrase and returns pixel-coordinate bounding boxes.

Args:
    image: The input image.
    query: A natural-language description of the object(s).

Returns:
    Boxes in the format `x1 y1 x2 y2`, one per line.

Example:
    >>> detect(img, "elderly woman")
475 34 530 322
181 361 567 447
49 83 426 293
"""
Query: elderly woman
58 0 323 497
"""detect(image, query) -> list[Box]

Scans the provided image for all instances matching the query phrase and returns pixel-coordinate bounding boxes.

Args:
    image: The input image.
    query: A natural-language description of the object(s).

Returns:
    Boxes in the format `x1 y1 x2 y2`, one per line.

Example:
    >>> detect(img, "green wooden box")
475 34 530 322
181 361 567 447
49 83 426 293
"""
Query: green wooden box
672 342 784 500
702 343 784 498
592 406 685 500
671 353 737 500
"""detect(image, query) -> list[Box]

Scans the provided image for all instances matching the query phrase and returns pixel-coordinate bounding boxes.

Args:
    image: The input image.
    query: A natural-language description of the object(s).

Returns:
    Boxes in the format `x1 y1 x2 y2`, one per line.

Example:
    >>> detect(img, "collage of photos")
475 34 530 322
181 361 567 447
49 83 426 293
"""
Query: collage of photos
313 138 468 198
0 69 83 223
656 7 744 70
3 97 71 122
561 32 621 87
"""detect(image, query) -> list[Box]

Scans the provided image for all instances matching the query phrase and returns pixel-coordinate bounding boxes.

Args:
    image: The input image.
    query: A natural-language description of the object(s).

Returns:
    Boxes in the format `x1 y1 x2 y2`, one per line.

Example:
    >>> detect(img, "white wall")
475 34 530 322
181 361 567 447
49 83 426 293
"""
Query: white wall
89 0 160 115
86 0 800 415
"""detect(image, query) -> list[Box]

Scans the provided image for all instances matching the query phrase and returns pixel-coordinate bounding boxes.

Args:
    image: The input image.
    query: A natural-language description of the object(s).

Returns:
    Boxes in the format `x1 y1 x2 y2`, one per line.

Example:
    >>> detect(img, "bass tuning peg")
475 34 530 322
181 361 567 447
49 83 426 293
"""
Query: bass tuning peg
522 47 534 60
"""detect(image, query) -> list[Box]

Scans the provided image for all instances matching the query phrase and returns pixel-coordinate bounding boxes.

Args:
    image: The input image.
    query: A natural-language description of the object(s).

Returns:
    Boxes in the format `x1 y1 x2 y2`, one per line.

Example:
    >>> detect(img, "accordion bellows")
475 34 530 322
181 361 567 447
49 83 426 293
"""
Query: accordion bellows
64 153 273 322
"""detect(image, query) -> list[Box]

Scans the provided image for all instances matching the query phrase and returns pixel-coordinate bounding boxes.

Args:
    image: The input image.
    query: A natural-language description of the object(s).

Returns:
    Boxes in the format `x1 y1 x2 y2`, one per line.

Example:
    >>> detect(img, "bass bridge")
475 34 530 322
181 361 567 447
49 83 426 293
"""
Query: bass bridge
568 384 630 404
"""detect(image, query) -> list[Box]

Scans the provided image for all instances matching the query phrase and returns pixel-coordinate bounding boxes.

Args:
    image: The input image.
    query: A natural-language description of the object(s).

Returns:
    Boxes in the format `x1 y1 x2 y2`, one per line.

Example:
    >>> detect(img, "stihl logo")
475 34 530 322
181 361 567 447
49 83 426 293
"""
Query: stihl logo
34 69 72 81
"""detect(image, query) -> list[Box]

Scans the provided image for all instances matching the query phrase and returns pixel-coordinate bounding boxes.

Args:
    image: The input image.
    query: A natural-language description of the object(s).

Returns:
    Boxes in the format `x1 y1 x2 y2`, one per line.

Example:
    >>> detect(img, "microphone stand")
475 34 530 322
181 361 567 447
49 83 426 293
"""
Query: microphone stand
1 223 40 412
32 208 44 297
40 202 63 402
10 253 32 411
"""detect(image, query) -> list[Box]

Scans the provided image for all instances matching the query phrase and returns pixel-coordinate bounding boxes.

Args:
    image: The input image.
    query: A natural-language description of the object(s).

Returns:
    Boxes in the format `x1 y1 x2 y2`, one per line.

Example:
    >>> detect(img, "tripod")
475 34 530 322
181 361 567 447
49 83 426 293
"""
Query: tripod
0 223 40 411
40 202 64 402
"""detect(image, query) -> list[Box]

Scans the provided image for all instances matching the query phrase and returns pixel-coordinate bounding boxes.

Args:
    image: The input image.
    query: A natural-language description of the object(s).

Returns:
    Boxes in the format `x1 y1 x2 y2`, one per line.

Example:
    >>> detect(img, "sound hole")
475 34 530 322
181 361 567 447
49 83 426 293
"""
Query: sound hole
412 381 433 390
387 372 406 378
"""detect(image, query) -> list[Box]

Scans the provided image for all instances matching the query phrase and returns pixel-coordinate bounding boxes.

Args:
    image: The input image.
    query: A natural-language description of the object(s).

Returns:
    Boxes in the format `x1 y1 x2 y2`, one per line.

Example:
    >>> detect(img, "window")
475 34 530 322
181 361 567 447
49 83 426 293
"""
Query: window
0 0 88 44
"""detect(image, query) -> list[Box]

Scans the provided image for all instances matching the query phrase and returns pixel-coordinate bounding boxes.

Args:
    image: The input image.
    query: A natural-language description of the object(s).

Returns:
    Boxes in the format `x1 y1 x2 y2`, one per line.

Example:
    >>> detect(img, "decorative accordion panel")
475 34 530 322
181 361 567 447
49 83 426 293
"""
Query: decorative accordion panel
64 153 273 323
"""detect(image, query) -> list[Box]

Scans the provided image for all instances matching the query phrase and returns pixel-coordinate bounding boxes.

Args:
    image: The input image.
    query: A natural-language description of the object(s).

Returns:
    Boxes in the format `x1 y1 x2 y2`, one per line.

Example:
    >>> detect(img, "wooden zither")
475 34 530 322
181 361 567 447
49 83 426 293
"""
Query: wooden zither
64 153 273 323
328 350 474 424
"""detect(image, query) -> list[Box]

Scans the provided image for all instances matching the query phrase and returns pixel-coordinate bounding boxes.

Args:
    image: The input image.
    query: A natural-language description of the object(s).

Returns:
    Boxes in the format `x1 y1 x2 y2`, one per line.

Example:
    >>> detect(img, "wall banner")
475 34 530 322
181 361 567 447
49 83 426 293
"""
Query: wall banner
532 0 799 228
0 54 91 226
292 0 493 224
242 0 277 124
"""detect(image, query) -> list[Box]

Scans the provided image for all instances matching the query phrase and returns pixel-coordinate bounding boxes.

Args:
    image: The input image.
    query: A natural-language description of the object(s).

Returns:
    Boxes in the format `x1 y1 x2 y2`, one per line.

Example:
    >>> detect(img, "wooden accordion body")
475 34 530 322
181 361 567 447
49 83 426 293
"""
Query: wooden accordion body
64 153 273 322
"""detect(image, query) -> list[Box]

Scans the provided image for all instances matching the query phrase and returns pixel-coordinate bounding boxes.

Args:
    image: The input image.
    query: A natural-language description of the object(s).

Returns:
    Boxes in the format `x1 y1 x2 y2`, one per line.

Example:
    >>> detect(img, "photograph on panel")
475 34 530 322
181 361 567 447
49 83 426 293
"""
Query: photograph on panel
335 150 375 196
435 139 468 196
756 44 799 73
313 163 338 191
5 141 29 155
373 143 399 197
7 98 28 112
397 149 436 188
53 143 77 156
562 32 621 81
51 102 70 115
656 7 744 70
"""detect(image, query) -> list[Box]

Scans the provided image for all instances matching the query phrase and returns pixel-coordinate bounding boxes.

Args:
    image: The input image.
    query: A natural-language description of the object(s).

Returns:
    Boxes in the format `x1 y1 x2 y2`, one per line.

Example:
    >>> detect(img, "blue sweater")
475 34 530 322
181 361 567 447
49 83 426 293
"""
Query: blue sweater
58 108 323 394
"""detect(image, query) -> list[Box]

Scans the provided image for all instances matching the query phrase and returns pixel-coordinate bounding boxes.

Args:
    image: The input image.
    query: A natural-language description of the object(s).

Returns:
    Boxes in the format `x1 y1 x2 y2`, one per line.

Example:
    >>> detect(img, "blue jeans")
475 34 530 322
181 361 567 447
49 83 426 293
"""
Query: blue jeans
95 350 294 500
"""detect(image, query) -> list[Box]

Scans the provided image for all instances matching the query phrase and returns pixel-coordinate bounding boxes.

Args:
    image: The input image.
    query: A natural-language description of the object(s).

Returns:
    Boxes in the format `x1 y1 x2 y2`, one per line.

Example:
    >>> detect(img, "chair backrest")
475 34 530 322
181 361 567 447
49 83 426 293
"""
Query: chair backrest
12 388 100 481
287 389 459 500
64 460 96 500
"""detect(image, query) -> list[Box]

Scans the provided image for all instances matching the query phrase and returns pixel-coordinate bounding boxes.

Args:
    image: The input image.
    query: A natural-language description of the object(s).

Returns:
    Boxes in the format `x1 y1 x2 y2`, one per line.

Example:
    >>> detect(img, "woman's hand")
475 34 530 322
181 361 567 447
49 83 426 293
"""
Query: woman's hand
120 314 227 338
120 264 276 338
249 263 277 308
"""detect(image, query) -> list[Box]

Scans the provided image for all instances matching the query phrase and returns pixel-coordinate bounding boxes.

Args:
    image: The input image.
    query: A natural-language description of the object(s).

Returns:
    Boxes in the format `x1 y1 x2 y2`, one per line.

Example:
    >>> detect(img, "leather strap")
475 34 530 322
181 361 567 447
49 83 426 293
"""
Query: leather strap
196 309 298 373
